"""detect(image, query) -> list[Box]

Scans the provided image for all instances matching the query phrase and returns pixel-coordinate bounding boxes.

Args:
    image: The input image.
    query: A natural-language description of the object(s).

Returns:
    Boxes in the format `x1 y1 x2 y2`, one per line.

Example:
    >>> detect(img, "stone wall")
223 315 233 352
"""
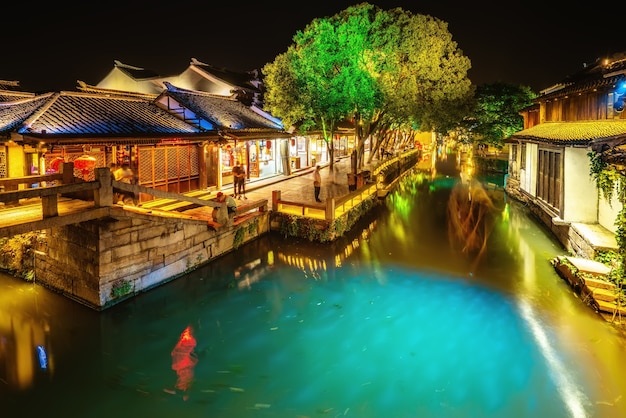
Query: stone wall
505 178 615 259
35 211 269 310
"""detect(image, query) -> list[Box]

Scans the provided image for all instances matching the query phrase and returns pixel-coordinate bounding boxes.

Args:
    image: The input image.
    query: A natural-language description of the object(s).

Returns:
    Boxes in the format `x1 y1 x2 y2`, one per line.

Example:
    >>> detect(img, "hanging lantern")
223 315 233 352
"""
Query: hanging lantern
266 140 272 149
49 157 64 172
291 139 296 147
74 155 97 180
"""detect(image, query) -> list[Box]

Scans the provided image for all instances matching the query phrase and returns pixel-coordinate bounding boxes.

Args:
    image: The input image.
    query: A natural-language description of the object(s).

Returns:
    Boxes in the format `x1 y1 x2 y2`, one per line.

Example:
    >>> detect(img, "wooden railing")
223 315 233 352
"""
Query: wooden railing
0 149 421 234
271 148 420 221
272 182 379 221
0 167 223 213
0 165 267 236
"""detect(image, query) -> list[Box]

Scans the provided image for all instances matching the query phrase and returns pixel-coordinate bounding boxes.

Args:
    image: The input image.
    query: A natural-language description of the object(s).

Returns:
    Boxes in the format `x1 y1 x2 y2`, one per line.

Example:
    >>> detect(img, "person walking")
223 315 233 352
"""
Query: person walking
313 165 322 202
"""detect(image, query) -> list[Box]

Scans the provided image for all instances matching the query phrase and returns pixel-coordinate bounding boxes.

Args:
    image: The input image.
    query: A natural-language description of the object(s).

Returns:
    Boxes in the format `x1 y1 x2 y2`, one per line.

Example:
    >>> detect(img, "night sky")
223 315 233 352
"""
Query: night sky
4 1 621 94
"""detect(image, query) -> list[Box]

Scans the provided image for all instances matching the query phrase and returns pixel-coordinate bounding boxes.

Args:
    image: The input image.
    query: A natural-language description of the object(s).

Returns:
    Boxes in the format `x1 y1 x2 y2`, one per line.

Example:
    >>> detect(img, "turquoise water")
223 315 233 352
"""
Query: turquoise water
1 168 626 418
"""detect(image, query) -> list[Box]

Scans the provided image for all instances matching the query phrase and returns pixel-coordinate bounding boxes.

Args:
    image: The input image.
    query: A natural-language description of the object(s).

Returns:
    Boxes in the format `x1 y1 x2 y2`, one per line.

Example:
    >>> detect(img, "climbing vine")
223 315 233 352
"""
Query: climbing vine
233 227 245 249
588 151 626 289
247 218 259 235
274 196 378 242
588 151 626 204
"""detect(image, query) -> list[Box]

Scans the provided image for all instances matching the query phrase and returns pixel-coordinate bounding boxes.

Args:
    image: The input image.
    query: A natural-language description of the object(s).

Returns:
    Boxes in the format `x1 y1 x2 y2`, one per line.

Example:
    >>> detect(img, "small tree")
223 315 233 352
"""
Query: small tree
466 83 537 148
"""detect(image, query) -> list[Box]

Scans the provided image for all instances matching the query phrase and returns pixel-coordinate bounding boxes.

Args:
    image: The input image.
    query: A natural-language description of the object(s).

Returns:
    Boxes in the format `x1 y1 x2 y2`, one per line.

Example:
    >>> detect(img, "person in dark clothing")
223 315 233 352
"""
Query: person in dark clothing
313 165 322 202
234 162 247 199
232 163 242 198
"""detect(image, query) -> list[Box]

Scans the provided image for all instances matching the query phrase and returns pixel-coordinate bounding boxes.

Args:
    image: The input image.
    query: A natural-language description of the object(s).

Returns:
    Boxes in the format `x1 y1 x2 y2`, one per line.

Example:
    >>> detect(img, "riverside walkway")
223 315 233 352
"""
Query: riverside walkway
146 155 362 213
0 154 386 238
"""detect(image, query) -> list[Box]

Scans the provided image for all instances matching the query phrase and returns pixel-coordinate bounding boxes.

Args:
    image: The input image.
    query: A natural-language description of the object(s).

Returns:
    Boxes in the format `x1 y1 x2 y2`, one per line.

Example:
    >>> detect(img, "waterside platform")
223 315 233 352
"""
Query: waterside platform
552 256 626 324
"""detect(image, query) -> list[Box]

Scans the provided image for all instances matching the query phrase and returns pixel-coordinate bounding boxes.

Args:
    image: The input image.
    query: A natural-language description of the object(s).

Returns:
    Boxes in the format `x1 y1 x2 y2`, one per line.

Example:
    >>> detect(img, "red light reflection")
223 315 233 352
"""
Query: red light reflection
171 325 198 393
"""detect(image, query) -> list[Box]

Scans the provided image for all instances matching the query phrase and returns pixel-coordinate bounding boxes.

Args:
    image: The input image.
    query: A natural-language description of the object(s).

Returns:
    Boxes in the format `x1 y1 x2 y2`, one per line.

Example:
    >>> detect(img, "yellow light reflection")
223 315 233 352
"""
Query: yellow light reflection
518 300 588 418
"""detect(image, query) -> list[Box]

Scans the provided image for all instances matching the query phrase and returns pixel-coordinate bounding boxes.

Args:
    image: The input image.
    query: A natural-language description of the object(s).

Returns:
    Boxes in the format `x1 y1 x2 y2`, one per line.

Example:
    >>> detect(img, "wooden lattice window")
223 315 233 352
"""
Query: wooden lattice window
0 149 7 178
138 145 199 189
537 149 561 210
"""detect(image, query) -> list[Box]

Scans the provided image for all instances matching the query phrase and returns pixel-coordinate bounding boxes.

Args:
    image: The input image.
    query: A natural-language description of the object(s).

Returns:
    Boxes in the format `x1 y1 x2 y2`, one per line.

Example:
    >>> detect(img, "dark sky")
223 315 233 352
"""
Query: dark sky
4 1 621 94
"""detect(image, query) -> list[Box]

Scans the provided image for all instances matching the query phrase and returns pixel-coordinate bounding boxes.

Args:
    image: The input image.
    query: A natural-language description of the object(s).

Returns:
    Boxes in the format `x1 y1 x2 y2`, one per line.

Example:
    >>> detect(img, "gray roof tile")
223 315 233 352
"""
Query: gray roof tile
0 94 53 134
19 90 204 136
162 83 283 131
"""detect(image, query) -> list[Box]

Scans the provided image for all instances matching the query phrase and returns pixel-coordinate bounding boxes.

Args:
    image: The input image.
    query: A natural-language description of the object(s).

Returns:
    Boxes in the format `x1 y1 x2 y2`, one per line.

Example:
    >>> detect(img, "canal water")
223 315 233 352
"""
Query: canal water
2 159 626 418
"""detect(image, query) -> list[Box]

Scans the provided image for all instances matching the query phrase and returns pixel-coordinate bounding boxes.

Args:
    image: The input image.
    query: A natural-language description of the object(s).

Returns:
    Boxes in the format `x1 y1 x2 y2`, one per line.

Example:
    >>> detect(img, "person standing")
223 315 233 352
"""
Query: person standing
313 165 322 202
232 163 242 199
234 162 247 199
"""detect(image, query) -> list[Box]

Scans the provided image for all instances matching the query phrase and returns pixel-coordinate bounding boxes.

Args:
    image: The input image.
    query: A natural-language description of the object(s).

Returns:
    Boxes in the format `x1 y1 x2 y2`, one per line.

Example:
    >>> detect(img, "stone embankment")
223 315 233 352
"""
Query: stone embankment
34 204 268 310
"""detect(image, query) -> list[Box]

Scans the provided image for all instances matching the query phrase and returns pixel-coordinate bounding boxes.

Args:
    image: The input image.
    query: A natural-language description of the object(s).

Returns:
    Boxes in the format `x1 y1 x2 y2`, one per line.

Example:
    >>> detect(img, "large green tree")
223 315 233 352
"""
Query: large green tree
262 2 473 169
263 3 383 169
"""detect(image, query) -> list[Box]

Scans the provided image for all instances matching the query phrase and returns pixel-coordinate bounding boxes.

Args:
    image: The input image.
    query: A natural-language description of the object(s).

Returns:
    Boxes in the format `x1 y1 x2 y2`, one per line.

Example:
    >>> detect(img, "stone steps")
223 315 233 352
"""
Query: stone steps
592 286 619 302
553 256 625 318
596 299 626 317
583 276 616 290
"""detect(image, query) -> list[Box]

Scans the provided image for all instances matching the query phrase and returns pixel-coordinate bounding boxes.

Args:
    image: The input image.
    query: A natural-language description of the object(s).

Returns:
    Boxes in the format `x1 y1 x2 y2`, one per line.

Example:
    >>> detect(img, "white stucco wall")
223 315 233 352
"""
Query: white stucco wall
598 189 623 233
97 68 164 95
520 143 537 196
562 147 597 223
174 68 232 96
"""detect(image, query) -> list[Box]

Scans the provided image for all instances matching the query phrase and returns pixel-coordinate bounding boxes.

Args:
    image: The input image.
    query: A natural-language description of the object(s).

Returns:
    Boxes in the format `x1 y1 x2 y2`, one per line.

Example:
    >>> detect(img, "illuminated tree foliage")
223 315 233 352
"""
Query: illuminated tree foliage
466 83 537 148
262 2 472 168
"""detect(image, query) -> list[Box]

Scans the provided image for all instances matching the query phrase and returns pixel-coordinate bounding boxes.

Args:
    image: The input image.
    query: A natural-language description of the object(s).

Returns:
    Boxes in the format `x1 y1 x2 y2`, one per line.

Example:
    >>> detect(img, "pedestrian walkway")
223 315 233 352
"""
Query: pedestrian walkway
214 156 370 211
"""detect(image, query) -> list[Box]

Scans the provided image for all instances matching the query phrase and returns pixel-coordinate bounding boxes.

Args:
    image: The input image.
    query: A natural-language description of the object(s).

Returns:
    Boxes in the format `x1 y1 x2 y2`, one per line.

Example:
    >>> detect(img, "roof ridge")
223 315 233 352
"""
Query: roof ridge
76 80 159 100
163 82 237 100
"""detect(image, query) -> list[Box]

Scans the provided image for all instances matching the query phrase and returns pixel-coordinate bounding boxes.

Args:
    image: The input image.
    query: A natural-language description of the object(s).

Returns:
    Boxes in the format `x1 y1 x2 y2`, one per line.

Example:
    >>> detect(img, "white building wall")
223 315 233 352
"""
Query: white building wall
97 68 165 95
598 190 623 233
520 143 537 196
562 147 597 223
174 68 232 96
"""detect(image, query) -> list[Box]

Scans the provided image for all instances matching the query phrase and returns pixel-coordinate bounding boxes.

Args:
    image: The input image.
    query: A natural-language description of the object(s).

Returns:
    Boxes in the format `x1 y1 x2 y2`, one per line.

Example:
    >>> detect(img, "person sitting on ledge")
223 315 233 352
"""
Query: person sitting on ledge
216 192 237 215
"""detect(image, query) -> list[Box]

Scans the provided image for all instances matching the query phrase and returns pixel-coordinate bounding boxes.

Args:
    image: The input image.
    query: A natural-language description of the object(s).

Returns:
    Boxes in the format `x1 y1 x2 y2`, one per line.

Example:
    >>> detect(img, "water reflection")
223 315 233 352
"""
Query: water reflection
447 178 499 263
1 161 626 418
0 285 54 391
170 325 198 397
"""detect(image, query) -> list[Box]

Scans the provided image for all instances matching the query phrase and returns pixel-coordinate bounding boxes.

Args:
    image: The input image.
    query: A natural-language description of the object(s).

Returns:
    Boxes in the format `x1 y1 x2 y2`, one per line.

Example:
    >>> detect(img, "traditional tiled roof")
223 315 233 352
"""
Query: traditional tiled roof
161 83 283 132
0 80 21 90
76 80 159 100
509 120 626 145
0 80 36 102
0 89 36 102
538 52 626 101
190 58 260 93
18 90 206 138
0 94 53 134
